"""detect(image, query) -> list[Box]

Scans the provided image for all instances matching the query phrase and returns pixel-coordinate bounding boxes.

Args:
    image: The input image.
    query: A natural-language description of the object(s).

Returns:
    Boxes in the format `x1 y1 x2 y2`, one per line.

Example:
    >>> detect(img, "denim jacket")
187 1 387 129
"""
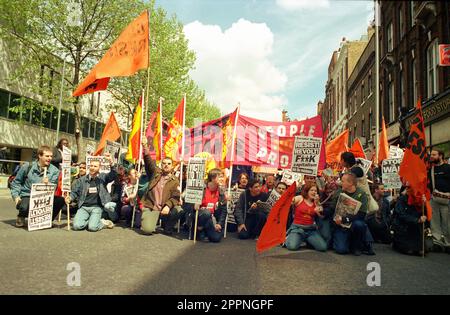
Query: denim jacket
10 161 60 199
70 168 117 208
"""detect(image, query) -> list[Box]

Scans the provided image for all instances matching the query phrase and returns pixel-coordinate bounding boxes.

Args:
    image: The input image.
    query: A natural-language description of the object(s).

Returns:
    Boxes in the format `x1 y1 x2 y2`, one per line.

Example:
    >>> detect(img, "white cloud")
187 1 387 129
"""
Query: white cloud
276 0 330 11
183 19 288 121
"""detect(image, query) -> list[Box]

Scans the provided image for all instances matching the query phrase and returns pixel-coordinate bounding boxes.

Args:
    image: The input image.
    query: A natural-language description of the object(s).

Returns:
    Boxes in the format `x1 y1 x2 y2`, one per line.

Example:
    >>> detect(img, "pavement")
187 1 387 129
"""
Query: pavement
0 189 449 295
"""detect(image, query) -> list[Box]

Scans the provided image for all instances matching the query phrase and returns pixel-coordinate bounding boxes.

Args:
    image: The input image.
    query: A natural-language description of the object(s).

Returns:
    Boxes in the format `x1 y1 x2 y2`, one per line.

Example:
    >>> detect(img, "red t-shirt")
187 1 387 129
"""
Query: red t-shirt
293 199 317 225
201 187 219 214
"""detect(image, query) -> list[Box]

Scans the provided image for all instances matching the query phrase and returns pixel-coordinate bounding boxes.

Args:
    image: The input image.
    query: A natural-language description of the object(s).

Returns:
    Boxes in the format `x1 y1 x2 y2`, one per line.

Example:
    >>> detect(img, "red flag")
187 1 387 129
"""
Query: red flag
325 129 349 168
94 112 121 156
377 117 389 163
73 11 149 97
153 100 163 162
398 99 432 220
256 182 297 253
163 97 185 161
349 138 366 159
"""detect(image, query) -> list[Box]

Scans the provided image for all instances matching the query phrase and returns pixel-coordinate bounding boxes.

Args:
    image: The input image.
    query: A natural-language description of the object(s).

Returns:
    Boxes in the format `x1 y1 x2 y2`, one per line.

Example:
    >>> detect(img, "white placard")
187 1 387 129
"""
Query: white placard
382 158 402 190
291 136 322 176
184 157 207 204
104 140 121 165
389 145 404 160
356 158 372 175
61 165 71 192
28 184 56 231
62 146 71 166
86 155 111 173
281 170 303 186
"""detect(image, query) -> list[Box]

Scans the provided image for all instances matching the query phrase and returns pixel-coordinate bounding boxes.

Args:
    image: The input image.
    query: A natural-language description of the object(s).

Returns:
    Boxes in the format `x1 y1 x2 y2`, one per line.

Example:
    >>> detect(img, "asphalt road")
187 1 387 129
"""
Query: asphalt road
0 190 449 295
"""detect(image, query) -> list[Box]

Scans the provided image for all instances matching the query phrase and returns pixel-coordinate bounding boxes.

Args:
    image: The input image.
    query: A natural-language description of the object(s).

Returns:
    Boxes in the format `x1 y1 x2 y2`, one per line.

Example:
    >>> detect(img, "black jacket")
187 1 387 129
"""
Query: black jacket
234 190 269 225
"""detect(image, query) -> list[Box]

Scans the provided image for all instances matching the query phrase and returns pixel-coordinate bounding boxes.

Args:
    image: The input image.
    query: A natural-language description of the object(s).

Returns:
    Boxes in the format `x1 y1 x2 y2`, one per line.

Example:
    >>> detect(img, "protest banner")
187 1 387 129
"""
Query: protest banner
356 158 372 175
227 188 245 224
61 165 71 192
86 155 111 173
28 184 56 231
382 158 402 189
62 146 71 166
334 193 362 229
389 145 404 160
184 157 206 204
281 170 303 186
104 140 121 165
291 136 322 176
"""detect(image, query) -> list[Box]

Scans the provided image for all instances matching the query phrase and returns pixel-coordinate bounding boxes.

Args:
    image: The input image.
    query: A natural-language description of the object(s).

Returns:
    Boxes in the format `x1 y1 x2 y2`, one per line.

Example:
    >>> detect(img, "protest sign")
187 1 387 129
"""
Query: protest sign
61 165 71 192
291 136 322 176
86 155 111 173
28 184 56 231
256 189 282 215
356 158 372 175
86 144 95 156
389 145 404 160
334 193 362 229
184 158 206 204
62 146 71 166
281 170 303 186
382 158 402 189
104 141 121 165
227 188 245 224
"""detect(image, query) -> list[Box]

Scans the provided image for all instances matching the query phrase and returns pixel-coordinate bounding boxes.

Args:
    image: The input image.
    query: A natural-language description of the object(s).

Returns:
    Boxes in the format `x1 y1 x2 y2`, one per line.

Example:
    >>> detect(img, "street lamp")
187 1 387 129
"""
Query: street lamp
55 57 67 142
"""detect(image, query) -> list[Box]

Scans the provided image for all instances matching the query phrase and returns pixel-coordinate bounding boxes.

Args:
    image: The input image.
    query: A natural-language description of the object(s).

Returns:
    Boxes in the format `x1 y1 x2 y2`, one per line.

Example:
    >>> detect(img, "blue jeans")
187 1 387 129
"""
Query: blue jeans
197 209 222 243
285 224 327 252
316 217 333 248
333 220 373 254
238 211 268 240
73 206 104 231
103 202 118 222
121 204 142 228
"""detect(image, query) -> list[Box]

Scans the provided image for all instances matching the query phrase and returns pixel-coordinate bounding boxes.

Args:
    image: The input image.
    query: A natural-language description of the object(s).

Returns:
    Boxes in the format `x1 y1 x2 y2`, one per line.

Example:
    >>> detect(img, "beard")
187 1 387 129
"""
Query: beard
431 158 441 164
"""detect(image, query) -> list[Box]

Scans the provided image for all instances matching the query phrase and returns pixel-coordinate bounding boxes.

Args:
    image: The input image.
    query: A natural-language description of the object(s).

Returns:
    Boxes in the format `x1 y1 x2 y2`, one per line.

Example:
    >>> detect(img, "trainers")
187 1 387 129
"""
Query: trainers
101 219 114 229
15 216 25 228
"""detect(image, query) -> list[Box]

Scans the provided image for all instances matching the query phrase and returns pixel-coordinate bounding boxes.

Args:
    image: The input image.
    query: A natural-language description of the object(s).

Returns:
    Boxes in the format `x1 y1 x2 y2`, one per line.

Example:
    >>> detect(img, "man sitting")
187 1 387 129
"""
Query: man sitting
10 145 65 227
67 155 116 231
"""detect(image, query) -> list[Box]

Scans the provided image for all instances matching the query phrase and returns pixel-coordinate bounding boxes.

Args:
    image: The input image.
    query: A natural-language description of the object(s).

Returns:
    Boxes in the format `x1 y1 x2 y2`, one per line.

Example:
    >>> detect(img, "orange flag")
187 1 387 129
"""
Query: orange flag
349 138 366 159
153 99 163 162
163 97 185 161
377 117 389 163
125 97 143 163
398 99 432 220
325 129 349 168
220 107 239 167
257 182 297 253
94 112 121 156
73 11 149 97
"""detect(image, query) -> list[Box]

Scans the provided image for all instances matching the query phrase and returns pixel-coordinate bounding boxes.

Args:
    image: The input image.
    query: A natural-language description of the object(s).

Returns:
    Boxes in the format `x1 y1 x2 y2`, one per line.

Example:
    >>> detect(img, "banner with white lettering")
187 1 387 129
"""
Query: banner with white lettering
86 155 111 173
281 170 303 186
291 136 322 176
104 140 121 165
382 158 402 189
227 188 245 224
184 157 206 204
28 184 56 231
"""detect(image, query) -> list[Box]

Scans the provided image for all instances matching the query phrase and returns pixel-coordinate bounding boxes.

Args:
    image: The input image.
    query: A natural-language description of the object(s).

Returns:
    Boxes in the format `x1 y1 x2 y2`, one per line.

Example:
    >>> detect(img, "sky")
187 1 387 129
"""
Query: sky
154 0 374 121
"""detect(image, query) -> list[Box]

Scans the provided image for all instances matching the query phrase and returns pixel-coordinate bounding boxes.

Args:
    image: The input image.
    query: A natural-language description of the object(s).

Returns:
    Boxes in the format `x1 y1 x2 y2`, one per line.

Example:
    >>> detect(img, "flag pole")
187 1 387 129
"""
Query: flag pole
159 97 164 161
375 0 380 165
179 94 186 200
422 200 425 258
225 105 240 238
145 8 151 126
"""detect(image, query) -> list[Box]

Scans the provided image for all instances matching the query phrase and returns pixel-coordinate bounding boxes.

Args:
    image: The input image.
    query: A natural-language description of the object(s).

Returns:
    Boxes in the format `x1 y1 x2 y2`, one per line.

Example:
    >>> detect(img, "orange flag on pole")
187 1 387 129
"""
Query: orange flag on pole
349 138 366 159
163 97 185 161
325 129 349 165
256 182 297 253
378 117 389 163
72 11 149 97
94 112 121 156
125 96 143 163
153 99 163 162
398 99 432 220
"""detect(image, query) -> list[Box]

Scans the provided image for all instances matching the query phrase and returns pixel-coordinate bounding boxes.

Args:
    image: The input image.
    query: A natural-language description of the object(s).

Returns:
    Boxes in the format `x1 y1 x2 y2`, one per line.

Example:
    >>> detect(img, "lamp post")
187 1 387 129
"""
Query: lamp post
55 57 67 142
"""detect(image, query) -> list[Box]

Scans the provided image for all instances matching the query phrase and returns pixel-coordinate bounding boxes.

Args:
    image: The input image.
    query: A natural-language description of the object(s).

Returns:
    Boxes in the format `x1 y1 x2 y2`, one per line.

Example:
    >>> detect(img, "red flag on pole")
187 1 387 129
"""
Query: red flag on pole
325 129 349 166
94 112 121 156
163 97 185 161
349 138 366 159
256 182 297 253
398 99 432 220
378 117 389 163
125 96 143 163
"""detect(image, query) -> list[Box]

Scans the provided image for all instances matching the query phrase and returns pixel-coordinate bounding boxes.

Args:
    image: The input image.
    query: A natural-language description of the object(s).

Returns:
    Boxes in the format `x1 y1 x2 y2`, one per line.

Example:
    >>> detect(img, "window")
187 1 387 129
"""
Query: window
412 58 417 108
82 117 90 138
50 107 58 130
8 94 21 121
368 72 372 94
361 83 365 103
89 120 96 139
369 110 373 136
67 112 75 134
427 39 439 98
95 122 104 141
399 69 406 108
388 81 395 123
31 107 42 126
59 110 68 132
41 107 54 127
0 89 9 118
399 6 404 39
96 93 101 116
362 117 366 137
387 22 393 52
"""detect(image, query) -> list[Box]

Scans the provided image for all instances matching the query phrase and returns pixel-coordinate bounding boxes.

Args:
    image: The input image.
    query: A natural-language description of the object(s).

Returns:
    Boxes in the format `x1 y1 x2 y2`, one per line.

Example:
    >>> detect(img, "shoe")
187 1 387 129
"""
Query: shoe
353 250 362 256
363 249 376 256
101 219 114 229
15 216 25 228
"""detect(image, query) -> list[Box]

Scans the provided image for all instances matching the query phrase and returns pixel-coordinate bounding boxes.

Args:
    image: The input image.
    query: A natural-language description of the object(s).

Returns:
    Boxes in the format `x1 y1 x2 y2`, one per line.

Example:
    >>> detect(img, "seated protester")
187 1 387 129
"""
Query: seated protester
107 165 127 222
316 178 340 248
234 172 249 190
341 152 364 179
260 174 276 194
67 156 117 231
192 168 227 242
234 178 269 240
330 172 375 256
391 185 429 256
10 145 65 228
286 183 327 252
121 168 143 227
140 137 181 235
366 184 392 244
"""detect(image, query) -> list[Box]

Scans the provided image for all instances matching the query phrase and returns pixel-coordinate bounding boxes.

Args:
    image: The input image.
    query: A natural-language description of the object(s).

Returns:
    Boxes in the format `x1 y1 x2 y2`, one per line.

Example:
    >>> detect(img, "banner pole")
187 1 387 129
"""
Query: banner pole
422 200 425 258
65 191 71 231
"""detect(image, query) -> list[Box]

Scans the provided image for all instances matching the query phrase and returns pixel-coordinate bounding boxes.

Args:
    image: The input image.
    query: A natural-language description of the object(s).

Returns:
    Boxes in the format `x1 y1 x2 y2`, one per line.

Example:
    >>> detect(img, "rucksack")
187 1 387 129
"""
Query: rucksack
7 162 33 190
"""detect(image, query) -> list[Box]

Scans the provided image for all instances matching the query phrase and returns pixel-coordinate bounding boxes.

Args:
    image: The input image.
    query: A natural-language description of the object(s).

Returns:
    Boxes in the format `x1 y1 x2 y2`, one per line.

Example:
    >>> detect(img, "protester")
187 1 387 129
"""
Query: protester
234 178 269 240
121 168 143 227
140 137 181 235
285 183 327 252
261 174 276 194
106 165 127 223
235 172 249 190
330 172 375 255
366 184 392 244
67 155 116 231
428 149 450 248
51 138 73 169
391 185 429 255
275 182 288 195
317 177 339 248
340 152 364 178
10 145 65 228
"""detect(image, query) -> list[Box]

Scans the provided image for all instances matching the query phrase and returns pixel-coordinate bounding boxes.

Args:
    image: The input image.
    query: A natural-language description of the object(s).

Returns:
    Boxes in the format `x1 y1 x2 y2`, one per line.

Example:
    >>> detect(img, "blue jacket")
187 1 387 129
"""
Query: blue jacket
10 161 60 199
70 168 117 208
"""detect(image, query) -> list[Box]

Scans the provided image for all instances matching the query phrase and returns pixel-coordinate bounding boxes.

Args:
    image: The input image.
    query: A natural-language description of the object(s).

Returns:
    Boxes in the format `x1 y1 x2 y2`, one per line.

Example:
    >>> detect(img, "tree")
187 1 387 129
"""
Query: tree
0 0 221 159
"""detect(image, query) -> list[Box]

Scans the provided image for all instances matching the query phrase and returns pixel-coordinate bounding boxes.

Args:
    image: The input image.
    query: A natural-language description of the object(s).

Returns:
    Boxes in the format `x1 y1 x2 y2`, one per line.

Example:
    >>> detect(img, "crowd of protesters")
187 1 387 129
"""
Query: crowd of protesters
8 138 450 256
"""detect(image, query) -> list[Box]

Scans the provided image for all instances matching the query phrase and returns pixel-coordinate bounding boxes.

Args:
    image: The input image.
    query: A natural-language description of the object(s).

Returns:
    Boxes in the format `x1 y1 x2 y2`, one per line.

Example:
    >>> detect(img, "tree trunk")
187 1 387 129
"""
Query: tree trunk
72 49 82 163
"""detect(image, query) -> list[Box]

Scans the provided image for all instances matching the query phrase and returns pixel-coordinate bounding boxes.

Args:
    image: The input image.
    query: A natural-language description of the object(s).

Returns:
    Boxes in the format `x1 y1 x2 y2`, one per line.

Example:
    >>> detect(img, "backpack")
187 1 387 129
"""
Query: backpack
7 162 33 190
356 175 379 214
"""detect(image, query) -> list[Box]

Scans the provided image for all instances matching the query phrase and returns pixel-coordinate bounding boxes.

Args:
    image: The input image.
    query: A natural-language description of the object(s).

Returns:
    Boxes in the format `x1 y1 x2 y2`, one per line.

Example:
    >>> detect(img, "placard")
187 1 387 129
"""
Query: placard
28 184 56 231
227 188 245 224
281 170 303 186
61 165 71 192
184 158 207 204
356 158 372 175
86 155 111 173
104 141 121 165
291 136 322 176
62 146 71 166
382 158 402 189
